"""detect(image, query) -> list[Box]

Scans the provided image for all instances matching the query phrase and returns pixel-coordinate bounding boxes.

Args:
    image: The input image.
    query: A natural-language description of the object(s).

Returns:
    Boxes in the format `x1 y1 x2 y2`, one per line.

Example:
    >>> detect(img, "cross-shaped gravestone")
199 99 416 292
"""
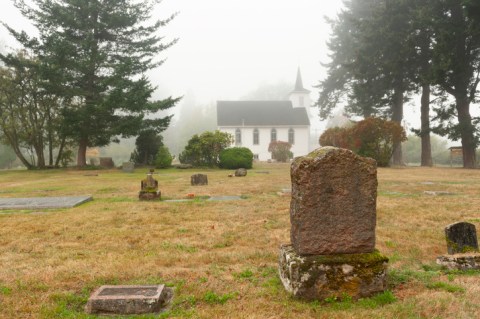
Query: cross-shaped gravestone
445 222 479 254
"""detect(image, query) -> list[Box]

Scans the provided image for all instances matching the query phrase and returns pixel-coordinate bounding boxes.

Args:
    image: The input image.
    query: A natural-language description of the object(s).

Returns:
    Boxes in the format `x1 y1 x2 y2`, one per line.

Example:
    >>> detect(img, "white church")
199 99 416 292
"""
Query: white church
217 69 317 161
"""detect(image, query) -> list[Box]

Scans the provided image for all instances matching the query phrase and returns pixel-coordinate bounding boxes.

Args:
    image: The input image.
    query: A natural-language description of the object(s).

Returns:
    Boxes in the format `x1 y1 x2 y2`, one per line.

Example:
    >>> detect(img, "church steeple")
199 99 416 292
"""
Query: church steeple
291 67 311 93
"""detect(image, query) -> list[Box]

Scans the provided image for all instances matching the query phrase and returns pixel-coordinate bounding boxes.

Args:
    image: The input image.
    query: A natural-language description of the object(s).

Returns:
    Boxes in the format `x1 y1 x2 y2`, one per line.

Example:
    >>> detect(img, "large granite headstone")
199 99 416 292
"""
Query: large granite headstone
445 222 479 254
279 147 388 301
290 146 377 255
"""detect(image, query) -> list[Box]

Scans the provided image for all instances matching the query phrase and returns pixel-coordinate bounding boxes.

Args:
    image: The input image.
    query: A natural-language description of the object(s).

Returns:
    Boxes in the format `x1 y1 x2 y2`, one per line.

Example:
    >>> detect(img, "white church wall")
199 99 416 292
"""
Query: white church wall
218 126 310 161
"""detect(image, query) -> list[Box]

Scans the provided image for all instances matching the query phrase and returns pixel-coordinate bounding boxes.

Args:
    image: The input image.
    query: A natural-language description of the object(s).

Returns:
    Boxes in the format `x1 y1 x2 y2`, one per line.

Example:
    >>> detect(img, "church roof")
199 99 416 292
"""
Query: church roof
217 101 310 126
290 67 311 94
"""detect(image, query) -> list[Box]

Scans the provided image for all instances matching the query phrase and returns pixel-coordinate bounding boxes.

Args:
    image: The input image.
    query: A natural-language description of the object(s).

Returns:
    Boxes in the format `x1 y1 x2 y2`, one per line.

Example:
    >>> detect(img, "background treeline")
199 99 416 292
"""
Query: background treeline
317 0 480 168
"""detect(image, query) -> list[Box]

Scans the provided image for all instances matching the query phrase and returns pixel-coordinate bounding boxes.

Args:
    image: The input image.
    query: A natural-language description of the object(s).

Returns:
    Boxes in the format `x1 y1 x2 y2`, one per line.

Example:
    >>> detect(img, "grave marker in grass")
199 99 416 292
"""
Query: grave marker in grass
279 147 388 301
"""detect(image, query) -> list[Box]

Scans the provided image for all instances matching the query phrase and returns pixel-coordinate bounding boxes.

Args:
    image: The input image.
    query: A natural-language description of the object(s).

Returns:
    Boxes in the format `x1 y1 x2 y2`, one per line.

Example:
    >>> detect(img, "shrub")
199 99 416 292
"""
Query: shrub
219 147 253 169
179 131 233 167
155 146 173 168
130 130 163 165
268 141 293 162
319 117 406 167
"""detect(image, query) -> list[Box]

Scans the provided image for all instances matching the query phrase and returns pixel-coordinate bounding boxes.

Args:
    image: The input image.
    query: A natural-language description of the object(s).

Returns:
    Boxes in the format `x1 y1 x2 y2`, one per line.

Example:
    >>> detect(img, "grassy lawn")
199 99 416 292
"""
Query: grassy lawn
1 164 480 318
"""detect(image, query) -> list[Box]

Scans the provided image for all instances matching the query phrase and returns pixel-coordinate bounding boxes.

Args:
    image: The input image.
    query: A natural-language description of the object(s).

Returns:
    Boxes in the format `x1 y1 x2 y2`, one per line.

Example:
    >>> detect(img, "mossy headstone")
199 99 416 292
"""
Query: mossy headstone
445 222 479 254
279 146 388 301
139 169 161 200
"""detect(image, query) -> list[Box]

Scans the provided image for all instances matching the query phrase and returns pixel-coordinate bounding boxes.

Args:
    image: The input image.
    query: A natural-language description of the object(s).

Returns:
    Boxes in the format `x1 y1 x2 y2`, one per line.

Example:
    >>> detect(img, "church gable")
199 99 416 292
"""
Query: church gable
217 101 310 127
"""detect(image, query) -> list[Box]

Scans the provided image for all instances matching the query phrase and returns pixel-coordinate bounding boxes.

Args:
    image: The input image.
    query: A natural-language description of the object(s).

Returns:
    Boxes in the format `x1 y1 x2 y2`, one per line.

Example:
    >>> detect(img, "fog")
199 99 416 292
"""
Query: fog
2 0 442 162
0 0 343 107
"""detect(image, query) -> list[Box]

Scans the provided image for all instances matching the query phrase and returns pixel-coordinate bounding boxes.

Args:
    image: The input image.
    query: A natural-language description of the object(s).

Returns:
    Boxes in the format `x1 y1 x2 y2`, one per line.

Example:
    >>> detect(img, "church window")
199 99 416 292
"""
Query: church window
299 96 304 107
288 128 295 145
271 128 277 142
235 128 242 145
253 128 259 145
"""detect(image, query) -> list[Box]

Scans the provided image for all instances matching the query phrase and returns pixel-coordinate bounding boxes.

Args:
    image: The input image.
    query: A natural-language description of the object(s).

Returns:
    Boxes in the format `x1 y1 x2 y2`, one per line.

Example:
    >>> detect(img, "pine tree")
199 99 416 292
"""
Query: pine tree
5 0 180 166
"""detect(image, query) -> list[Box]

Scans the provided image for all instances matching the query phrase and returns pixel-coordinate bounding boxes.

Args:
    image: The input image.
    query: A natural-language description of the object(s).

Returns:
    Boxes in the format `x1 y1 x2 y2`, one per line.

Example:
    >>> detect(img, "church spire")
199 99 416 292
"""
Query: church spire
294 67 305 91
291 67 310 93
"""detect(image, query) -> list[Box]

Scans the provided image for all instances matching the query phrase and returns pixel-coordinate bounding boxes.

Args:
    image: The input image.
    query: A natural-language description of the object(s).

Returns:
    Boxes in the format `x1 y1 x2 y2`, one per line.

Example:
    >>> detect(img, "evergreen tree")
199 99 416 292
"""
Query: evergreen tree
4 0 179 166
428 0 480 168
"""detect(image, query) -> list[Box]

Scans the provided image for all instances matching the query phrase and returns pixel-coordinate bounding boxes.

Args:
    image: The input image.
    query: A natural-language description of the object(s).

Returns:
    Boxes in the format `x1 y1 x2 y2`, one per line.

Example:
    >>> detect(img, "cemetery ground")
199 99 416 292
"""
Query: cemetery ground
0 164 480 319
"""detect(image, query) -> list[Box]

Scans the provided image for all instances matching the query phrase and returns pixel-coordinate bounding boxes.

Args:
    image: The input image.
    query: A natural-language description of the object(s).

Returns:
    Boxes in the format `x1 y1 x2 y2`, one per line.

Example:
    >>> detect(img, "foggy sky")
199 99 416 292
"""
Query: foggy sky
0 0 344 106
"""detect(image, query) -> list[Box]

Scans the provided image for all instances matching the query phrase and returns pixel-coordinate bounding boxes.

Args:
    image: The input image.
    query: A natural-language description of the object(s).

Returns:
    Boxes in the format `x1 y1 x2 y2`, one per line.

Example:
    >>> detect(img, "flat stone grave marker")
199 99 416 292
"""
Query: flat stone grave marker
0 195 92 210
445 222 479 254
85 285 172 315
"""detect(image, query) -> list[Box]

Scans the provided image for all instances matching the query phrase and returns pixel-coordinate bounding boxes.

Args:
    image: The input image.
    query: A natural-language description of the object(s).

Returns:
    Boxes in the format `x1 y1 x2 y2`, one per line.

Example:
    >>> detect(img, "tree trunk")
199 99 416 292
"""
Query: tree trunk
391 87 404 166
55 136 67 167
77 138 88 167
420 84 433 166
456 96 476 168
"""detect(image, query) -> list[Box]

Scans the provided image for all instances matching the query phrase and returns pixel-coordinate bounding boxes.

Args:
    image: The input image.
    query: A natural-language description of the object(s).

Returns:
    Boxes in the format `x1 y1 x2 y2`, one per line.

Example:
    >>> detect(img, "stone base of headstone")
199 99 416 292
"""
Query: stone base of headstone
278 244 388 301
85 285 172 315
139 190 161 201
436 254 480 270
191 174 208 185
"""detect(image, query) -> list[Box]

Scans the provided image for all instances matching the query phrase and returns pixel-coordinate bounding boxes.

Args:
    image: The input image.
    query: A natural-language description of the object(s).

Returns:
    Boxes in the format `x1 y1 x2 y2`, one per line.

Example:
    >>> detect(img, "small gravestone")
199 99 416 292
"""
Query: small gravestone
122 162 134 173
139 169 161 200
279 147 388 301
445 222 479 254
191 174 208 185
437 222 480 270
85 285 172 315
100 157 114 168
235 168 247 177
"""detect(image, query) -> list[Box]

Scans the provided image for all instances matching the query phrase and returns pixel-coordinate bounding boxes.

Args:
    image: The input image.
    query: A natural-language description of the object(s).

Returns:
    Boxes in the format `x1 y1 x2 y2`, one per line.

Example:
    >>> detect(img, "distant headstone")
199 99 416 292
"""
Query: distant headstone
191 174 208 185
290 146 377 255
445 222 479 254
85 285 172 315
90 158 98 166
235 168 247 177
122 162 134 173
174 164 192 169
99 157 114 168
139 169 161 200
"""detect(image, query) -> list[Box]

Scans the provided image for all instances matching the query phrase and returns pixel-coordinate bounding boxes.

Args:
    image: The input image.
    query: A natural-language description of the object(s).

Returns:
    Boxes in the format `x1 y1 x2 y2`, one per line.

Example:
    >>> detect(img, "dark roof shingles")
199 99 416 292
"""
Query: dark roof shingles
217 101 310 126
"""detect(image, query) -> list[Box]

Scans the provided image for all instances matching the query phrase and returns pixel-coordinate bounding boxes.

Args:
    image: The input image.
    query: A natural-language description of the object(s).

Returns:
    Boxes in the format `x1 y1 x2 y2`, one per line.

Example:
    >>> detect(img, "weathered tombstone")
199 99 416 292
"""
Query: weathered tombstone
436 222 480 270
191 174 208 185
235 168 247 177
139 169 161 200
99 157 114 168
122 162 135 173
445 222 479 254
279 147 388 301
85 285 172 315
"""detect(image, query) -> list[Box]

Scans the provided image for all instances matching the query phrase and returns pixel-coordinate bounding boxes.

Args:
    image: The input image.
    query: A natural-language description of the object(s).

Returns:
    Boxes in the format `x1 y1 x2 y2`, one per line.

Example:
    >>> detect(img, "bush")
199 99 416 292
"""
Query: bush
319 117 406 167
179 131 233 167
130 130 163 165
155 146 173 168
219 147 253 169
268 141 293 162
